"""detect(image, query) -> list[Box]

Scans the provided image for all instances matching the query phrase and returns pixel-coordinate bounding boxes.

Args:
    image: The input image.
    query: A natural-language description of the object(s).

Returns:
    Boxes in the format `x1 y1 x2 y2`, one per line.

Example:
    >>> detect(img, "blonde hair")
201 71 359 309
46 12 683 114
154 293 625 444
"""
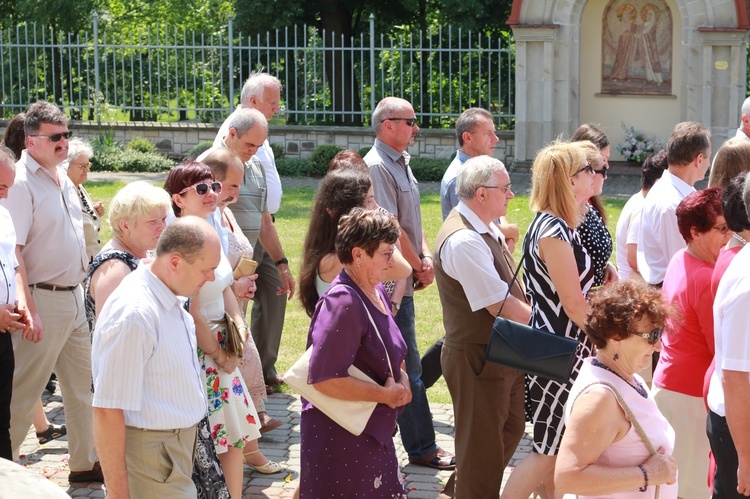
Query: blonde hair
708 138 750 189
109 181 172 237
529 141 587 228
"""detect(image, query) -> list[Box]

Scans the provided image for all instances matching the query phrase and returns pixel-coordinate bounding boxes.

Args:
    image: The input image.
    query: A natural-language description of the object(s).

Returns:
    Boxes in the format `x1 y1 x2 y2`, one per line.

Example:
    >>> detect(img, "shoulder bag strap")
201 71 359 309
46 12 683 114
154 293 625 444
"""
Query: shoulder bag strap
574 381 660 497
496 258 524 318
328 284 395 376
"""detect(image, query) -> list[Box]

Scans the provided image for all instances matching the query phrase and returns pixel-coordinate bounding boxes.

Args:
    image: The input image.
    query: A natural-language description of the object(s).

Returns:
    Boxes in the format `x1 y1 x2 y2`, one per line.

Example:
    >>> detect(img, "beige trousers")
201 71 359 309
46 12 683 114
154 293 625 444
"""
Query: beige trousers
125 425 198 498
10 286 97 471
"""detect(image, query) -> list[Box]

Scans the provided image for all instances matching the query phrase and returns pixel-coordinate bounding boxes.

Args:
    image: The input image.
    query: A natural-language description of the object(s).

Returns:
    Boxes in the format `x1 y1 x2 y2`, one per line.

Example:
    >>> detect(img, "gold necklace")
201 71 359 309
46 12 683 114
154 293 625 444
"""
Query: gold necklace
345 269 382 305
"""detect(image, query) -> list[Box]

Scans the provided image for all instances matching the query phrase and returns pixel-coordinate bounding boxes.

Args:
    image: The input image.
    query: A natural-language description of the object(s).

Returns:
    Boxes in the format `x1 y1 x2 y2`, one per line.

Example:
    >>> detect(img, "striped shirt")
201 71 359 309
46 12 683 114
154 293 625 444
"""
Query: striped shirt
92 265 206 429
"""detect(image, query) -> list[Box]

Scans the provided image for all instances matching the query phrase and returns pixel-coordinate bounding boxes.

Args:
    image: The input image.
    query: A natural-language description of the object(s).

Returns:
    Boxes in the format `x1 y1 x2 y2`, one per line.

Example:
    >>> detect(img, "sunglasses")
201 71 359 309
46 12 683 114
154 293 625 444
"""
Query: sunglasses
630 327 663 345
30 131 73 142
594 166 608 179
572 163 594 176
179 182 222 196
382 117 417 127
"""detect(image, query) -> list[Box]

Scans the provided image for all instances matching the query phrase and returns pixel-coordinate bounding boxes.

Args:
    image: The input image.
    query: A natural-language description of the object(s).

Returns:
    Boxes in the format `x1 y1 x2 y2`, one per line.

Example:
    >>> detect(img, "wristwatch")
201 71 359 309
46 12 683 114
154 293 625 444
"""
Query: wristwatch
391 301 401 311
275 257 289 267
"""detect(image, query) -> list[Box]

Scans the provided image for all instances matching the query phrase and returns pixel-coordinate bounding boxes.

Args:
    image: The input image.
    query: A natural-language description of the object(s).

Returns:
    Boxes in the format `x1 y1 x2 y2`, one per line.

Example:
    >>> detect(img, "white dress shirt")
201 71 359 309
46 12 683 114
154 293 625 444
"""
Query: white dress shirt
0 206 18 306
439 202 509 311
708 245 750 416
636 171 694 285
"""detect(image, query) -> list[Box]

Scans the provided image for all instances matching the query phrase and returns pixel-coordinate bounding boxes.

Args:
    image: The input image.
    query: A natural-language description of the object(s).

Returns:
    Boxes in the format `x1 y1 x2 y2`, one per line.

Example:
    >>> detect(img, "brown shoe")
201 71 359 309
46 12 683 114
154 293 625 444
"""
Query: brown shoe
408 447 456 470
69 461 104 483
266 376 284 387
259 412 283 434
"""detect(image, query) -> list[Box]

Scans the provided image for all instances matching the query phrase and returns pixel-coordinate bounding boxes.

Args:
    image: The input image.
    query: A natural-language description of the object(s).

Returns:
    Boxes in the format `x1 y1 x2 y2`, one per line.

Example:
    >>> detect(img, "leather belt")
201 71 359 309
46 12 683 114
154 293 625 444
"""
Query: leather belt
31 283 78 292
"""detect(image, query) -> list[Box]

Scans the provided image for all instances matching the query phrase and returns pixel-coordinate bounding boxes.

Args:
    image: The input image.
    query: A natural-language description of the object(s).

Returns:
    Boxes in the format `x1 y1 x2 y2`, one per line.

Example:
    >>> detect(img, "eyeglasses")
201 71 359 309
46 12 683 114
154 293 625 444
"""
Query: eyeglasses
593 166 608 179
712 224 730 235
382 118 417 127
630 328 663 345
482 183 513 193
179 182 222 196
377 249 395 260
572 163 595 176
30 131 73 142
70 162 91 170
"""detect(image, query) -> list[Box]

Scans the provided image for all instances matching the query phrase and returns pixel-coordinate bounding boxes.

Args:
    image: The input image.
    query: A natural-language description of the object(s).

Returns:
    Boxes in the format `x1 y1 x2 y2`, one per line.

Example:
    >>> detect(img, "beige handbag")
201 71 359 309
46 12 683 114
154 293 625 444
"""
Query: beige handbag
284 284 393 436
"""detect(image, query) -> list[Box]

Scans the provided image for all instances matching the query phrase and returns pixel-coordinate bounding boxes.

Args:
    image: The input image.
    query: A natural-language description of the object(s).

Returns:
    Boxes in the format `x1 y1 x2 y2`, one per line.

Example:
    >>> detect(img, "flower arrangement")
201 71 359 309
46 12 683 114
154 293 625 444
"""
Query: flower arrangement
615 123 664 164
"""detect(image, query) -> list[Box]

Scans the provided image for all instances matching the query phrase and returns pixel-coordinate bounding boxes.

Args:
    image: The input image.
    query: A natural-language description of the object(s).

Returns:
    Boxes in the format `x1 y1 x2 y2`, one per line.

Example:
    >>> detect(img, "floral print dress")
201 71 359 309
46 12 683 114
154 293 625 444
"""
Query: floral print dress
197 252 261 453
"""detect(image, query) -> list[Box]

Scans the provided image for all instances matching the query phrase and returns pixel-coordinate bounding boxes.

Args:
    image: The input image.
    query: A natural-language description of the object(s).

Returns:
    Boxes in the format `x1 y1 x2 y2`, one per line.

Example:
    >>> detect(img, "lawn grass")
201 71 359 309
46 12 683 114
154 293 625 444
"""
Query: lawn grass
86 181 626 404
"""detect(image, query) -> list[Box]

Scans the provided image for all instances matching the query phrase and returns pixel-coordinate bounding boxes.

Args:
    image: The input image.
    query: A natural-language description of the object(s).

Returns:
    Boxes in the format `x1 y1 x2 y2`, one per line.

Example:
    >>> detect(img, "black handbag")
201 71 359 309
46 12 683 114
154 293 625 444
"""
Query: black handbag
484 259 580 384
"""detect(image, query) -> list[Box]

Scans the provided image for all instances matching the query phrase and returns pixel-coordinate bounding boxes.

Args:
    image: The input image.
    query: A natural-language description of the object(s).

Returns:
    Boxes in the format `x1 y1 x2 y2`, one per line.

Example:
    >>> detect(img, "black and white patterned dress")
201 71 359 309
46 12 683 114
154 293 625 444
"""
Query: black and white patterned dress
577 203 613 287
521 212 596 455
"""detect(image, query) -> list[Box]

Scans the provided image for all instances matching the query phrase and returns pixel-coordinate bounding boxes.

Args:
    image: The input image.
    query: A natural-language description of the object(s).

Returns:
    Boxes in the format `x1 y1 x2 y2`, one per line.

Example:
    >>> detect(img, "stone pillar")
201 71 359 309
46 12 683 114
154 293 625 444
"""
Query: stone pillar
696 29 750 149
511 25 559 163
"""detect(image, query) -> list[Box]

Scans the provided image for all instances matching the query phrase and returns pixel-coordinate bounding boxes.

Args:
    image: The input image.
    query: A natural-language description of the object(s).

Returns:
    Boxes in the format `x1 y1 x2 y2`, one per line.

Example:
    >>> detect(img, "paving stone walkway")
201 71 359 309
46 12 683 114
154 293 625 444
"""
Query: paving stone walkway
19 385 535 498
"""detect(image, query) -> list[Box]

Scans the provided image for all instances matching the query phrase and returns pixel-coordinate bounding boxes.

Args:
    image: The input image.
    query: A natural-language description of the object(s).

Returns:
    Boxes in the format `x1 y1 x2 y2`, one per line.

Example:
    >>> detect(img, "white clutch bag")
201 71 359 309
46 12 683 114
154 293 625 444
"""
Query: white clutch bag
284 284 393 436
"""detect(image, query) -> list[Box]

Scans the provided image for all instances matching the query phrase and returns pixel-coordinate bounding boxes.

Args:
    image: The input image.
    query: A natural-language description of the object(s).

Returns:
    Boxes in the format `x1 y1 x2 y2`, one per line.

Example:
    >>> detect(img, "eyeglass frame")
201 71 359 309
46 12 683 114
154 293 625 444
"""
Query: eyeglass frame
29 131 73 143
481 183 513 194
572 163 595 176
179 181 222 196
630 327 663 345
712 224 730 235
381 117 417 127
69 161 92 170
593 165 609 179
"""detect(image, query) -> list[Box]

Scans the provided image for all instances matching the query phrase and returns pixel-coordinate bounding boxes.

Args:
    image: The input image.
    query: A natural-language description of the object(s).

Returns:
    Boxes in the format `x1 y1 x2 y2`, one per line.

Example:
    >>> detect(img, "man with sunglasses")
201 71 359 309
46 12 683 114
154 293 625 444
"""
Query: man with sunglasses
636 121 711 287
0 101 101 480
364 96 456 471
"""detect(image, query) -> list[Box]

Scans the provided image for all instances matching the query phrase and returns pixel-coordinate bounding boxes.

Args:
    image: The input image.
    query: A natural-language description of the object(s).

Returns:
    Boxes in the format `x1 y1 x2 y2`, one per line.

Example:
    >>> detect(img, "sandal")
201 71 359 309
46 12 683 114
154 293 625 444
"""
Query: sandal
244 449 284 474
36 423 67 445
408 447 456 470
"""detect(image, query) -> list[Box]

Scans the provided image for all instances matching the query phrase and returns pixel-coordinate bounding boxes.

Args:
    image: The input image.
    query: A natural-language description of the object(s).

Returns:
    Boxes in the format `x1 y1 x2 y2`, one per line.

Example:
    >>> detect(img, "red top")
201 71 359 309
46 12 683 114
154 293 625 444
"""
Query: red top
711 246 742 298
654 249 715 397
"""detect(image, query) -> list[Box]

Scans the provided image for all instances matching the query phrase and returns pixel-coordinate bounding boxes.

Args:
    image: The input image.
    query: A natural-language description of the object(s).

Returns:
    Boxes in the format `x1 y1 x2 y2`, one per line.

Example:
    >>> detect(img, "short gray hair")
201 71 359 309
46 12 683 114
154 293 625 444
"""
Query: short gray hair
456 108 493 146
202 148 243 182
742 96 750 118
227 108 268 138
156 216 209 264
0 144 16 170
372 97 412 135
240 72 281 106
456 155 507 200
67 138 93 163
109 181 172 237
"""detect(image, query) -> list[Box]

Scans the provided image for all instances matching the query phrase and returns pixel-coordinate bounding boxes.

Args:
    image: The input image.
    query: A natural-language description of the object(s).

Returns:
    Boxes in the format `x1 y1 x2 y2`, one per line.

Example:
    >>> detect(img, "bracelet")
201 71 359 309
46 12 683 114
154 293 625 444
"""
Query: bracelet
637 464 648 492
419 253 433 261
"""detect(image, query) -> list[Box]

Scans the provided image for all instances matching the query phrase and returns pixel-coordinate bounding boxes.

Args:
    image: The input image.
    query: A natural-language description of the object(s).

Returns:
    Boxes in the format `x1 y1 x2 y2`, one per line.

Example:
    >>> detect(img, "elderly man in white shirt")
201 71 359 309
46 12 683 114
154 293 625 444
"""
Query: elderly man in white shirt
92 217 220 498
636 121 711 286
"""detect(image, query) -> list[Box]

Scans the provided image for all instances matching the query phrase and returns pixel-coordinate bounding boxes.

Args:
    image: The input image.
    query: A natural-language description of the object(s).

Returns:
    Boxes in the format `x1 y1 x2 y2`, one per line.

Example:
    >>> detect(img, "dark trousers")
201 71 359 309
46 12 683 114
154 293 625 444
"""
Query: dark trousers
707 409 742 499
0 332 14 460
421 335 444 389
442 341 525 498
250 242 287 382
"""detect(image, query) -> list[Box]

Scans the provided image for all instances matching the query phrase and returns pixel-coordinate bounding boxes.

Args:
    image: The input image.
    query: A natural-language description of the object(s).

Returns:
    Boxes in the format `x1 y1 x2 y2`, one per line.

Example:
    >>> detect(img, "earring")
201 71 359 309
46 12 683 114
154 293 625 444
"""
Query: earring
613 341 620 361
357 262 361 269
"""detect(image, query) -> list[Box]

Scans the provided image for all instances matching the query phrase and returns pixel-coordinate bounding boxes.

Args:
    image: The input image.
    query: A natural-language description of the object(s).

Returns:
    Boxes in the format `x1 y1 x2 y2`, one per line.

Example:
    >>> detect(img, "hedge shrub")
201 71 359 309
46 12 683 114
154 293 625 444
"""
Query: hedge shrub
408 157 449 182
126 137 155 154
187 141 214 161
91 148 173 172
309 145 344 176
275 157 310 177
269 142 285 160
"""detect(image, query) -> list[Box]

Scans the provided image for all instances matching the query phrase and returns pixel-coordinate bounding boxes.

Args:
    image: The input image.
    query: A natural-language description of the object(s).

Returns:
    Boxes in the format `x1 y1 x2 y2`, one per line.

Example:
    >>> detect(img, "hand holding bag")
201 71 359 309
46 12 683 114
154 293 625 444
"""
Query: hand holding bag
284 284 394 436
223 312 245 359
485 259 579 384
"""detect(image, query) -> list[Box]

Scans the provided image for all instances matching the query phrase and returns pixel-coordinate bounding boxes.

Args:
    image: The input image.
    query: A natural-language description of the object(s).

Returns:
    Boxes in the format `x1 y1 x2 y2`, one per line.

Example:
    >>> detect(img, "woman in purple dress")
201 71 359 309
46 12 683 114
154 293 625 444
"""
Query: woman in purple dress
300 208 411 498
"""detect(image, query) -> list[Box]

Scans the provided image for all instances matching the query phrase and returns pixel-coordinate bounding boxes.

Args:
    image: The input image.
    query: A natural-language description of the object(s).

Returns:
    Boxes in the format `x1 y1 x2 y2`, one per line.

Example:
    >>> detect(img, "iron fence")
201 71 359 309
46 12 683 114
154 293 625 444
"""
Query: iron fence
0 15 515 128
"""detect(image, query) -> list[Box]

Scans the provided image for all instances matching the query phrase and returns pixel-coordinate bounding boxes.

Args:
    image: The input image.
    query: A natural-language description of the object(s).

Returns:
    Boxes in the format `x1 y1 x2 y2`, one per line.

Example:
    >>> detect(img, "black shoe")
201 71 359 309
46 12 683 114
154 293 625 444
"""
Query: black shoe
45 373 56 394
